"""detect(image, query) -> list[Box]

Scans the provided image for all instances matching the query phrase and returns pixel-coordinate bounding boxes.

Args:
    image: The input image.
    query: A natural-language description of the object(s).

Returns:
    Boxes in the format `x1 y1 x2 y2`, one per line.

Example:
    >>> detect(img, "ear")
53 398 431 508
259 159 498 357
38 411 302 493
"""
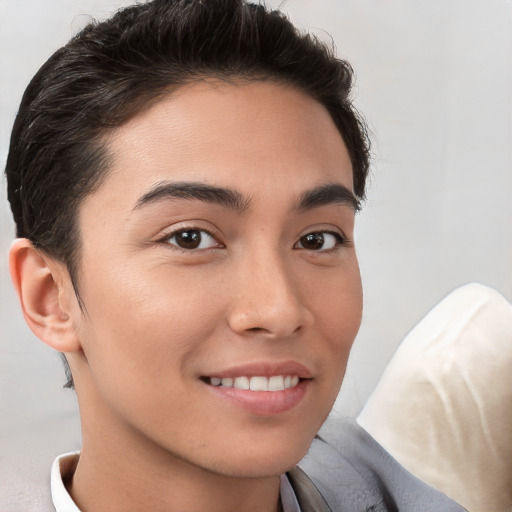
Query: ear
9 238 81 352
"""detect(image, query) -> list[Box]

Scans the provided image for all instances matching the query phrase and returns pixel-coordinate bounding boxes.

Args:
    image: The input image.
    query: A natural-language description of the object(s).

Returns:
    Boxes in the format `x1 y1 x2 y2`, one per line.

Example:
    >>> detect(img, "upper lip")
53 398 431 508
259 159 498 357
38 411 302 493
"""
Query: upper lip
204 360 313 379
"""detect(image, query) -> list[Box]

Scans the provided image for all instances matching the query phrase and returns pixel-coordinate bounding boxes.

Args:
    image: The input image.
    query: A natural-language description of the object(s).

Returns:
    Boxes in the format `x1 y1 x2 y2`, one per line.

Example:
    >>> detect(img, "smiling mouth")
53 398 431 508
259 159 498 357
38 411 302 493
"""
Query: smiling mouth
201 365 311 414
204 375 301 391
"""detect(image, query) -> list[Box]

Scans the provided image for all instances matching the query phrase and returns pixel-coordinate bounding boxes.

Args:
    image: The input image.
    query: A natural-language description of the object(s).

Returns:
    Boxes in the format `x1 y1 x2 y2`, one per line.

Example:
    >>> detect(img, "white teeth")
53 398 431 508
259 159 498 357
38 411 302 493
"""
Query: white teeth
250 376 268 391
233 376 250 390
268 375 285 391
209 375 300 391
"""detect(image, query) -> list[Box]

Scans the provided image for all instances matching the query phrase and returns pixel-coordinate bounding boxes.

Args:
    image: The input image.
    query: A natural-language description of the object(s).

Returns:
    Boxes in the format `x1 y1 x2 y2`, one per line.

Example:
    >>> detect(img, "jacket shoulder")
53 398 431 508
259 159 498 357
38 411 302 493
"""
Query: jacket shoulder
299 418 467 512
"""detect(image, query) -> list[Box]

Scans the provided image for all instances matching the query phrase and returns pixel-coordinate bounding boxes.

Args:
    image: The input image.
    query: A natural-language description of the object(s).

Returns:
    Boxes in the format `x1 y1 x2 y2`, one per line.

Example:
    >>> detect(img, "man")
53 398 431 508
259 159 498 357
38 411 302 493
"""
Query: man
6 0 466 510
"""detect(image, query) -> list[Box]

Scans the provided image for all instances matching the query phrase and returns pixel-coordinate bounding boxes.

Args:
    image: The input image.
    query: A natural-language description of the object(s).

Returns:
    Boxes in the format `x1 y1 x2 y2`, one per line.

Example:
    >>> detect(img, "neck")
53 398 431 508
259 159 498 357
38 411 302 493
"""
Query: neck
70 393 282 512
70 451 282 512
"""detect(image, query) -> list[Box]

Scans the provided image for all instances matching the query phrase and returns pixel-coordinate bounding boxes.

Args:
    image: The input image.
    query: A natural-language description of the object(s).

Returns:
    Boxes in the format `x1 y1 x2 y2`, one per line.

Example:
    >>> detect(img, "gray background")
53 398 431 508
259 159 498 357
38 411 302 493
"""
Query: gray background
1 0 511 509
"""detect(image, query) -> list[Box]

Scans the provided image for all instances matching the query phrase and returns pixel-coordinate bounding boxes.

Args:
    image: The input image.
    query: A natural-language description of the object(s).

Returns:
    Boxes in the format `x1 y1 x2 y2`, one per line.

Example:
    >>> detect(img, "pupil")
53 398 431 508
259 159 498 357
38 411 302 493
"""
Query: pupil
302 233 324 250
177 230 201 249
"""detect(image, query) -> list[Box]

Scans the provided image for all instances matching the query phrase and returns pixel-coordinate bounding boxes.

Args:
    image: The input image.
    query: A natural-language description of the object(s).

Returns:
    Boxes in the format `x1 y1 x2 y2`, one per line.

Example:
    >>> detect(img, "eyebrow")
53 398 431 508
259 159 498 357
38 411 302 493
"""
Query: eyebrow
296 183 360 212
133 181 250 212
133 180 359 214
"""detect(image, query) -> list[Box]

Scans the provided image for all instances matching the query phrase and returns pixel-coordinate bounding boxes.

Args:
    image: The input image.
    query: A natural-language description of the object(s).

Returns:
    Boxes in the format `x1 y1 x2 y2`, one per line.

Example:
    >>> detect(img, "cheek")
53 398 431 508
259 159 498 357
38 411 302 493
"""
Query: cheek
74 276 225 438
310 264 363 393
298 266 362 428
76 265 222 388
313 264 362 342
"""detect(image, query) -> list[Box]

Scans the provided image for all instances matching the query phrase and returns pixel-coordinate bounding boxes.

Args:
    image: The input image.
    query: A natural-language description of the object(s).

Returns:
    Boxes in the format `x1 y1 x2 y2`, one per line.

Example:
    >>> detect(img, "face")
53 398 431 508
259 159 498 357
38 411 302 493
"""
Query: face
69 80 362 478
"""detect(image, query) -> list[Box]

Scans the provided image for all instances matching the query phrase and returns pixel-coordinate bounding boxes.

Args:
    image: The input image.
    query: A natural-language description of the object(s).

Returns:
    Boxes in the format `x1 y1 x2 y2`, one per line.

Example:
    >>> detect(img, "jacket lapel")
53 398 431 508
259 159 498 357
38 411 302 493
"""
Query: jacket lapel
287 467 332 512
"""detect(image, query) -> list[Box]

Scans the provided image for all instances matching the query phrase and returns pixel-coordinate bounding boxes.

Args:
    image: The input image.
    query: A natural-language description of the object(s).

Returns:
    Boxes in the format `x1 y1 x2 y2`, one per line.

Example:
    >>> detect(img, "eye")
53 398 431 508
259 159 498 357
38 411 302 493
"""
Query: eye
165 229 220 251
295 231 345 252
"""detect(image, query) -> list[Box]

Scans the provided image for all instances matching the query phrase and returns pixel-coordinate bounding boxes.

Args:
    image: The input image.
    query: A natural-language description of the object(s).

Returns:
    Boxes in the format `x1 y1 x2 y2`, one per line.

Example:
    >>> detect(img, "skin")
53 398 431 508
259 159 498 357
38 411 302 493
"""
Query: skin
10 80 363 512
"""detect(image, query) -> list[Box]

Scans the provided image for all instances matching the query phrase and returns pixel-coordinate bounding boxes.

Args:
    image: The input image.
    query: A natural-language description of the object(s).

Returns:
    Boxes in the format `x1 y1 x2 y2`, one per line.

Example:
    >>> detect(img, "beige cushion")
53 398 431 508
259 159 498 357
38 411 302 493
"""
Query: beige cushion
358 283 512 512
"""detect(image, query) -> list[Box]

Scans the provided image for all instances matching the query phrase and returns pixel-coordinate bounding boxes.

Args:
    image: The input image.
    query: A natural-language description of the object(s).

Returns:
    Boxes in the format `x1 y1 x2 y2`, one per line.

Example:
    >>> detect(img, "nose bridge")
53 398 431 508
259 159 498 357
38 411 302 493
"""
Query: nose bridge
228 242 310 338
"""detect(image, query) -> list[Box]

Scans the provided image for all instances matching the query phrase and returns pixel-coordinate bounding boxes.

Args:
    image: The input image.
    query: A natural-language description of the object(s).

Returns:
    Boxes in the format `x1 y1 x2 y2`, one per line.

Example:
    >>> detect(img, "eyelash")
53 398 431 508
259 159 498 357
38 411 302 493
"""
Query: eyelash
294 230 350 252
158 227 223 252
157 227 349 253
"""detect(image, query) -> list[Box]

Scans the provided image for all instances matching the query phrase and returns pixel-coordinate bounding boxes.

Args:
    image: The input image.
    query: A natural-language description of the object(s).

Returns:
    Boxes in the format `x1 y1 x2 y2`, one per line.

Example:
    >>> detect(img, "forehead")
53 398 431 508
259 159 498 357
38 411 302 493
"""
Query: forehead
85 80 353 215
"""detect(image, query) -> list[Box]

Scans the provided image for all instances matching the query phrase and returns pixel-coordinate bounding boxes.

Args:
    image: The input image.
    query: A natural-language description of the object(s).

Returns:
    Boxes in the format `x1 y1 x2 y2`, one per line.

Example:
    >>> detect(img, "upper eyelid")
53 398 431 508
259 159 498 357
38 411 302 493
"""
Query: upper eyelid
294 229 351 251
154 223 349 245
168 227 216 239
158 227 224 252
298 227 348 241
156 222 221 240
300 230 344 240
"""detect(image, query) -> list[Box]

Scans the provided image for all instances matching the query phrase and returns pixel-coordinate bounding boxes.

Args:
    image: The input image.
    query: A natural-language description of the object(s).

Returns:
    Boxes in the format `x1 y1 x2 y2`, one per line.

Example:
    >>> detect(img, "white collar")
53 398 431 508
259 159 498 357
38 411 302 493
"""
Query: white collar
51 452 80 512
51 452 301 512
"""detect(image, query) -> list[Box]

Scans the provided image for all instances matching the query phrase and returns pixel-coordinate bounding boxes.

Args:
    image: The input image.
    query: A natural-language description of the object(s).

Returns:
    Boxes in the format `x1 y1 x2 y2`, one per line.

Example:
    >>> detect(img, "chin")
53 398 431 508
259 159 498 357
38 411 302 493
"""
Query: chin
198 433 315 479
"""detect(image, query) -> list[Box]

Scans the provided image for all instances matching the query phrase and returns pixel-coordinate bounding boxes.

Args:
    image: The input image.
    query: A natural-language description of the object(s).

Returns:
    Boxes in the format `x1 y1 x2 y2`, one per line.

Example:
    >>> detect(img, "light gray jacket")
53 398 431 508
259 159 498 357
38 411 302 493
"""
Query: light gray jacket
291 418 467 512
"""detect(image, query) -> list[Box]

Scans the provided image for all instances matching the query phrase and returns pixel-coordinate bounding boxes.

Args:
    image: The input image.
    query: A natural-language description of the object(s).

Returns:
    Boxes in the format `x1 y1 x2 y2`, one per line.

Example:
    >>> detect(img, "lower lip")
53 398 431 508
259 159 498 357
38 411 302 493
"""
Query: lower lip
204 380 309 416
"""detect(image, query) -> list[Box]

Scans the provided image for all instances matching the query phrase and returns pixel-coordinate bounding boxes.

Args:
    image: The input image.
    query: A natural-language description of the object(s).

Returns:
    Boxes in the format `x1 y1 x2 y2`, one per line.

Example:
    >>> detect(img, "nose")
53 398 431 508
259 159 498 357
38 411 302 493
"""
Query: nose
227 250 313 339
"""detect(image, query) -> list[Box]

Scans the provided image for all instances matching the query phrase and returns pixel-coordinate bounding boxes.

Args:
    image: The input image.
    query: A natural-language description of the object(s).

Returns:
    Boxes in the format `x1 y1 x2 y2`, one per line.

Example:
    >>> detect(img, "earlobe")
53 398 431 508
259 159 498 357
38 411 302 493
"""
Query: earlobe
9 238 81 352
